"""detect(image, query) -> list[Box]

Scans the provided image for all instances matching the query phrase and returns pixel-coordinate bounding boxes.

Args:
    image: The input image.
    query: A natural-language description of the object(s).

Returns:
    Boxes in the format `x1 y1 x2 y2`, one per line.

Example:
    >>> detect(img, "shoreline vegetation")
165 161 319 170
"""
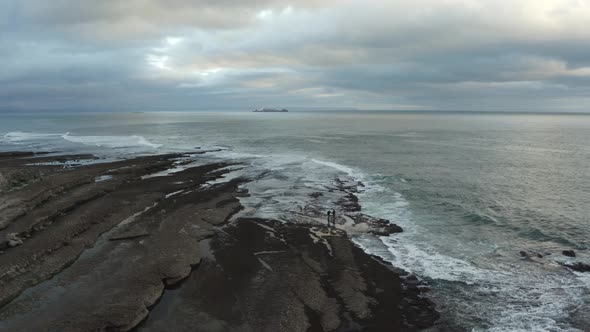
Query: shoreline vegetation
0 151 438 331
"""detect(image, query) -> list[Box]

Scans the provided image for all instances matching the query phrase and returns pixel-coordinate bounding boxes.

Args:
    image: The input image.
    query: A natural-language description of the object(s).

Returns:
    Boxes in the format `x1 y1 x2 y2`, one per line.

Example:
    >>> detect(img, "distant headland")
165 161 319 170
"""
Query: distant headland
253 108 288 112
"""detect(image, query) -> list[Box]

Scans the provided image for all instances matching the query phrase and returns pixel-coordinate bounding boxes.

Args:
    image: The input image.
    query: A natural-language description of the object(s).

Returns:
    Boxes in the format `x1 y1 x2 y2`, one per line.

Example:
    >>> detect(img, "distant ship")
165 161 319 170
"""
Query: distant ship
253 108 288 112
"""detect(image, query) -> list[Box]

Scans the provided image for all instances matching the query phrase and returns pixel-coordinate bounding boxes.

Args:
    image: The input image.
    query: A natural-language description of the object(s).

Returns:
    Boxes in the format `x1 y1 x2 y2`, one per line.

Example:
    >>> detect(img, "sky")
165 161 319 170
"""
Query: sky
1 0 590 112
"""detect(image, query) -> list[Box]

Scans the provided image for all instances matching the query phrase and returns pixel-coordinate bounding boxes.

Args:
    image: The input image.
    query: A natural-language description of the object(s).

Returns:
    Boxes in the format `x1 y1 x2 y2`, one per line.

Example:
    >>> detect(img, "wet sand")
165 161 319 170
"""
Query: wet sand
0 152 438 331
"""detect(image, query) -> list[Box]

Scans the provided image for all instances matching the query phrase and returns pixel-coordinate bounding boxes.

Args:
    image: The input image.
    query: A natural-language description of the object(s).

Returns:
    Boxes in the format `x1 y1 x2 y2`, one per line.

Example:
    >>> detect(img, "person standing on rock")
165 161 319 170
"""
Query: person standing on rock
331 209 337 227
327 210 332 227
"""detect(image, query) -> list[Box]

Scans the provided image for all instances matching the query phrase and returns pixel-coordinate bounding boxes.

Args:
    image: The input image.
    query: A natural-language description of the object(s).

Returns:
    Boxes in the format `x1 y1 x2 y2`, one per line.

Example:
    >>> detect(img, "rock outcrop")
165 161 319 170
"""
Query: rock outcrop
563 250 576 257
0 152 439 332
565 262 590 273
253 108 288 112
137 219 439 332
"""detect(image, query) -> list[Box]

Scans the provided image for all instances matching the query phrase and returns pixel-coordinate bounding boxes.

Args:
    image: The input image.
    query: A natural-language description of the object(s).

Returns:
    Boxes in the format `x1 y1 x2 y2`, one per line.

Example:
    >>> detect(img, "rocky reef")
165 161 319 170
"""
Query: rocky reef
0 151 438 331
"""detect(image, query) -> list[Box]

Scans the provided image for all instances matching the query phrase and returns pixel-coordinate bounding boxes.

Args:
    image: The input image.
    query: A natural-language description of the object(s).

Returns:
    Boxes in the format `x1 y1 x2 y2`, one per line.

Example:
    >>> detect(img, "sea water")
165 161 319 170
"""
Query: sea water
1 110 589 331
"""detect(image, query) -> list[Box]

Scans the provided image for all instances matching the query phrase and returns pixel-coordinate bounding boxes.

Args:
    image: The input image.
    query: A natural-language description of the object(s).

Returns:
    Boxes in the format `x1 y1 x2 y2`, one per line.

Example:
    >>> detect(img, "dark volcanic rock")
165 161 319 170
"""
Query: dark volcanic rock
0 152 439 332
345 214 404 237
0 153 244 331
370 224 404 237
565 263 590 273
137 219 439 332
372 217 403 231
519 250 546 259
108 228 150 241
563 250 576 257
336 193 361 212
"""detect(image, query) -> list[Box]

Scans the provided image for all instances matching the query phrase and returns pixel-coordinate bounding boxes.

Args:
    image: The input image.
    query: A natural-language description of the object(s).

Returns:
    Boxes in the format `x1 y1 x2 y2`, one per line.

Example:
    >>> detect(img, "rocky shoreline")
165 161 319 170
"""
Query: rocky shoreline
0 152 439 331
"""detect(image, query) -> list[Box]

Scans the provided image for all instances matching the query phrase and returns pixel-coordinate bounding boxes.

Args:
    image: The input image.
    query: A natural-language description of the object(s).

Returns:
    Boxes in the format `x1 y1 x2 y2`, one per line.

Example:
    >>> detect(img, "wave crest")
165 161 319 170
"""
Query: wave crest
62 133 161 149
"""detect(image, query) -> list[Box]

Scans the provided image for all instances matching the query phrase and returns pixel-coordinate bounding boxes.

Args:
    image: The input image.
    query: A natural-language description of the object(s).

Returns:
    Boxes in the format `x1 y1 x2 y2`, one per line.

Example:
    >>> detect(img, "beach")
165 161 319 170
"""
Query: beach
0 151 438 331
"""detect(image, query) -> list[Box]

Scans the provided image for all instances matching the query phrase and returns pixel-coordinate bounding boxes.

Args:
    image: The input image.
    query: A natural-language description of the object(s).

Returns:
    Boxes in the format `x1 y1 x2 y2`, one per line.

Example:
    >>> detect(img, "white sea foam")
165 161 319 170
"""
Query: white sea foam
28 158 117 167
141 160 208 179
116 202 159 227
165 190 184 199
310 158 358 179
94 175 113 183
3 132 61 141
356 180 587 332
363 232 586 331
2 132 64 144
203 166 246 187
141 166 186 179
381 237 500 283
62 133 162 149
229 155 368 222
323 157 590 332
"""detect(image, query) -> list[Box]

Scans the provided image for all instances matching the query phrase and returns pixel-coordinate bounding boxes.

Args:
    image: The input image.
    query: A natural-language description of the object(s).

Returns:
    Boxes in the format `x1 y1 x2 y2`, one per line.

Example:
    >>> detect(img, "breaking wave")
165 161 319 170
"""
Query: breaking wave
62 133 162 149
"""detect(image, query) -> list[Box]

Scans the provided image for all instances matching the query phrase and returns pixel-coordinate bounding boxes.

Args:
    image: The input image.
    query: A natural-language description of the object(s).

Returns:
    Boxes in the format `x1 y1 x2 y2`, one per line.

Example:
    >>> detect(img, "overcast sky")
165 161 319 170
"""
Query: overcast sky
1 0 590 112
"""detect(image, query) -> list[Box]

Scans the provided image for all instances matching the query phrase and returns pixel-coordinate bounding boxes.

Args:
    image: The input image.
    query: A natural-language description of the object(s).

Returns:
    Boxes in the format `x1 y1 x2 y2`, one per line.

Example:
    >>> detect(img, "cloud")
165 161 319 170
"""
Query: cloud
11 0 333 40
1 0 590 112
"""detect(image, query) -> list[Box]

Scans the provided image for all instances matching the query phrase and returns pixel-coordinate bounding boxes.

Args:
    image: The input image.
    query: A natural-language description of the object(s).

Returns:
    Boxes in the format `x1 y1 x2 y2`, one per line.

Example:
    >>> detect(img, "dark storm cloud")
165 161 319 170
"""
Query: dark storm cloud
1 0 590 112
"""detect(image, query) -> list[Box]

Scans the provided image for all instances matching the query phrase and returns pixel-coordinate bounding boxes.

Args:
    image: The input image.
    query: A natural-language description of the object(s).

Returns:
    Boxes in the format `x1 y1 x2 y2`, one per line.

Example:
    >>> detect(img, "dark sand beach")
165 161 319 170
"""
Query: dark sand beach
0 151 438 331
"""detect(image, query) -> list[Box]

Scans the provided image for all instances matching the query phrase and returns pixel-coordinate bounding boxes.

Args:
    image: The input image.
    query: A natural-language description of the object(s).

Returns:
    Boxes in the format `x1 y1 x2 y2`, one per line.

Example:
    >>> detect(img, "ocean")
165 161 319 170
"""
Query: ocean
1 110 589 331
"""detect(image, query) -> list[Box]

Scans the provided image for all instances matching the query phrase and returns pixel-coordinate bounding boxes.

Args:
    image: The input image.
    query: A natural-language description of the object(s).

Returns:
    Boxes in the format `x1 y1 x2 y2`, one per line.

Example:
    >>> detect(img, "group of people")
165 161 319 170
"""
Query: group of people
326 209 337 228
